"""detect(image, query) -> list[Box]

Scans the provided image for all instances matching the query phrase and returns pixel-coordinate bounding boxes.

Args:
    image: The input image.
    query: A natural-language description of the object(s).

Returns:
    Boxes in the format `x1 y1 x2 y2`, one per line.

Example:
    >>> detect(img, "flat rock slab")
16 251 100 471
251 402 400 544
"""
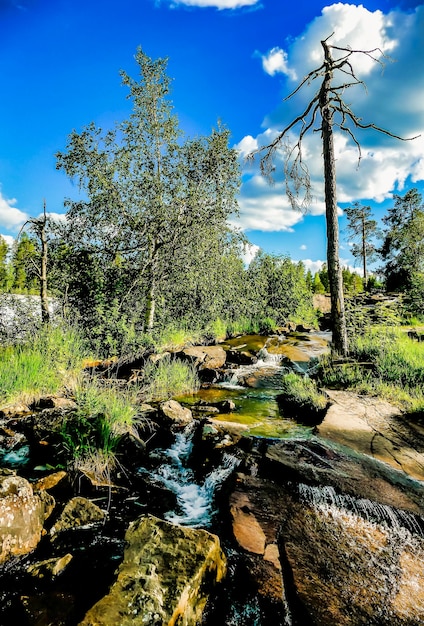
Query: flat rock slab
317 390 424 481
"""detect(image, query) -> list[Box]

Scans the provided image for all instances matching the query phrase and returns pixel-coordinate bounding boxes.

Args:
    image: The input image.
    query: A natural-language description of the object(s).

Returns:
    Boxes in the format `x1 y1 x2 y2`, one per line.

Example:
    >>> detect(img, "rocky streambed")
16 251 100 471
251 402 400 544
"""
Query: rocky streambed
2 331 424 625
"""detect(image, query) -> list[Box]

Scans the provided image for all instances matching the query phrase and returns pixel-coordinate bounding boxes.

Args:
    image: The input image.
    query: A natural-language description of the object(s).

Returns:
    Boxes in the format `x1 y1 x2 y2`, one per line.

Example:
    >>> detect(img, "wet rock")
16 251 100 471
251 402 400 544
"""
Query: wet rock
317 389 424 481
27 553 73 580
229 474 287 606
21 592 76 626
80 514 226 626
278 488 424 626
0 470 55 563
265 437 424 515
160 399 193 425
226 349 258 365
32 470 68 492
50 496 106 537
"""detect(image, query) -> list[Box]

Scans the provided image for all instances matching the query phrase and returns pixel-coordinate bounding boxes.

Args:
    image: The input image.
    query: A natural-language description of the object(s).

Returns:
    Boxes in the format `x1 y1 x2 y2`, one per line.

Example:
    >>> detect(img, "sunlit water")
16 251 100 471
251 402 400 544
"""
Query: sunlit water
141 422 239 528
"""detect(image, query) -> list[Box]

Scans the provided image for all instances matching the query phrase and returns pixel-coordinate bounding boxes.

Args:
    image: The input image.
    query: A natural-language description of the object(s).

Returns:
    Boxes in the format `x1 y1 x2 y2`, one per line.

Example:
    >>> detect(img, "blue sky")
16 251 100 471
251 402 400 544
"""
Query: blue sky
1 0 423 274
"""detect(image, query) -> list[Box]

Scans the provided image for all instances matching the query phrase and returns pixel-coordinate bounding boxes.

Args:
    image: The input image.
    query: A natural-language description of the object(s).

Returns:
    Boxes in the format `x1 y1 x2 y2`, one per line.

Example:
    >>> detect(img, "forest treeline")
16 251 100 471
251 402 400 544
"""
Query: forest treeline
1 49 423 357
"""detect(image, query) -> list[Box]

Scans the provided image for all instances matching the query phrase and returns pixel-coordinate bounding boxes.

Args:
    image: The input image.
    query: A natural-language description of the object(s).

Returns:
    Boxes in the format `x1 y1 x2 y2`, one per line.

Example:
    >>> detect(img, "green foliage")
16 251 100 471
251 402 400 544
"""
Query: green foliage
61 382 138 459
344 202 380 279
143 355 199 402
11 233 39 293
0 324 87 403
312 272 325 294
279 372 329 422
246 252 315 326
0 236 11 292
55 48 241 344
380 189 424 311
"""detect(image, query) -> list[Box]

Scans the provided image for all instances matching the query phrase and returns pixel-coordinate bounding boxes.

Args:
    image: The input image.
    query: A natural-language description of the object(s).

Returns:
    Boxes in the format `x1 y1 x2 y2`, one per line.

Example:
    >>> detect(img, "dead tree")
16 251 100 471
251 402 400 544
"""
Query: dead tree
19 200 50 324
250 34 419 356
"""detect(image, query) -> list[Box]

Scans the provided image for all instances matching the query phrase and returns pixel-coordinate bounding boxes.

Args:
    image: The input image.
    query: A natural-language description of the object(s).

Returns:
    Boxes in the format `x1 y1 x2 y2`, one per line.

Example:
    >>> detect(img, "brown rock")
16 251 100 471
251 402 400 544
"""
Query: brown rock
0 470 54 563
180 345 227 370
160 399 193 425
80 515 226 626
50 496 106 537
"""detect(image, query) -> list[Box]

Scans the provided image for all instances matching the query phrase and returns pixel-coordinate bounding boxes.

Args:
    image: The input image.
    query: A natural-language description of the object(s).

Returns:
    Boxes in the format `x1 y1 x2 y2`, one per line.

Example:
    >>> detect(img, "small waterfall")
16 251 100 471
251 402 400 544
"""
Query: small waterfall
298 483 424 537
145 422 239 528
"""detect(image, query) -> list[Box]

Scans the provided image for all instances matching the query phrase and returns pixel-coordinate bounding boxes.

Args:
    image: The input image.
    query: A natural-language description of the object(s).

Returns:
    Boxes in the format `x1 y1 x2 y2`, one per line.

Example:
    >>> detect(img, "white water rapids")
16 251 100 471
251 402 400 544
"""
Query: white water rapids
145 422 239 528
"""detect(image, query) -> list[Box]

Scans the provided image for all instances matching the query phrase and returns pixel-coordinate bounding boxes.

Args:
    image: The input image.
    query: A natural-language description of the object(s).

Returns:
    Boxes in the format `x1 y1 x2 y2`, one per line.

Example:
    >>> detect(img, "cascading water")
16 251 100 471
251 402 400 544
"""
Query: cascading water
298 482 424 537
141 421 239 528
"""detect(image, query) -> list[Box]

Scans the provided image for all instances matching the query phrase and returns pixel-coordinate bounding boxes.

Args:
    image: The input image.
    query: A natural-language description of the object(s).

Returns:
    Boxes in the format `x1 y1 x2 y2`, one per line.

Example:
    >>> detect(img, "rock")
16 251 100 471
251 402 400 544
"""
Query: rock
50 497 106 537
27 553 73 579
0 470 54 563
30 396 77 411
21 592 76 626
179 345 227 370
229 474 287 606
278 487 424 626
160 399 193 425
265 437 424 514
230 491 266 554
32 470 68 492
0 403 31 418
226 349 258 365
317 389 424 481
80 514 226 626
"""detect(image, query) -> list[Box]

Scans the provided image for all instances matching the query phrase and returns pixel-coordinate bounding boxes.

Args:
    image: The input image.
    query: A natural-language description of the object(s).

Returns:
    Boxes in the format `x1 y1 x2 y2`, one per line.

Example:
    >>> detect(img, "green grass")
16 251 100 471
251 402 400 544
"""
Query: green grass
279 372 329 421
143 355 199 402
0 324 88 404
318 326 424 417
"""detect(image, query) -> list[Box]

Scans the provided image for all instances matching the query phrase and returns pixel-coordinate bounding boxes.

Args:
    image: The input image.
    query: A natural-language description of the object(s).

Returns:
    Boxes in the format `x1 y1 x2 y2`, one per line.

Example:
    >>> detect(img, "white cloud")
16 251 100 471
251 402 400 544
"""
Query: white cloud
238 3 424 229
302 259 325 275
241 241 260 265
0 190 28 229
0 234 14 248
300 244 307 250
259 47 297 80
168 0 259 8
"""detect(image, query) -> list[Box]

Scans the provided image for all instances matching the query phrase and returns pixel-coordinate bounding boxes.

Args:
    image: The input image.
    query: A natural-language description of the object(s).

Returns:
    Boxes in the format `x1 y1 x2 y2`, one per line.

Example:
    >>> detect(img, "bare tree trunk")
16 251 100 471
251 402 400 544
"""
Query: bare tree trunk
362 215 367 281
145 278 156 332
321 41 348 356
40 202 49 324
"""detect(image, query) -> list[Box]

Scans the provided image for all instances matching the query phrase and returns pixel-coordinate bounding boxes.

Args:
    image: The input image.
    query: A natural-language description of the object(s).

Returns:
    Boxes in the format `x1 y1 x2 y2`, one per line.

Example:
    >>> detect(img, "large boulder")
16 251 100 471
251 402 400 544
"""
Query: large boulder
80 514 226 626
50 496 106 538
178 345 227 370
0 470 54 563
159 400 193 425
229 474 287 607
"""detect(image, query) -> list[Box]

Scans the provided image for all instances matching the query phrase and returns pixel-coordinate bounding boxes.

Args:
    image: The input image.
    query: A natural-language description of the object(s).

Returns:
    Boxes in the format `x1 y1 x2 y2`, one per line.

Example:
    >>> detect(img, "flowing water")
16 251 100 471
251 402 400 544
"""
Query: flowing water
139 421 240 528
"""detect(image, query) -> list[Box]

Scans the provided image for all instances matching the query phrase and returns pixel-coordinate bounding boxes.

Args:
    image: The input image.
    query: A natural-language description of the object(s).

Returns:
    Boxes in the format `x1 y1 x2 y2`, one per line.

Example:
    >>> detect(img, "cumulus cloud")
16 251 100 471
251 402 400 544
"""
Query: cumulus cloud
167 0 259 8
300 244 307 250
259 47 297 80
302 259 325 275
239 3 424 229
0 190 28 230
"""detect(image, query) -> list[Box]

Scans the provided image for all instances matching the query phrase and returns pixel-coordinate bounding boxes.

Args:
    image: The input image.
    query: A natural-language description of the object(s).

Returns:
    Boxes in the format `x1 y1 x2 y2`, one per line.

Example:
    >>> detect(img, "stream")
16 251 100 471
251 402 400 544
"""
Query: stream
2 330 424 625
